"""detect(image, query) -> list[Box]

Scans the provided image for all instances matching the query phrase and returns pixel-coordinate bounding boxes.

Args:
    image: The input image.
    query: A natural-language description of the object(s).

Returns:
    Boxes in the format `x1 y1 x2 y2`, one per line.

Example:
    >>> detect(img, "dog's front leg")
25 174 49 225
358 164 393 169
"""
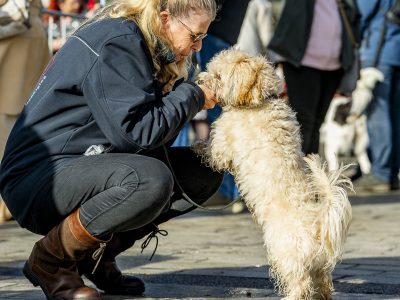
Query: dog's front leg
192 140 227 172
192 140 212 163
192 128 234 173
207 125 235 172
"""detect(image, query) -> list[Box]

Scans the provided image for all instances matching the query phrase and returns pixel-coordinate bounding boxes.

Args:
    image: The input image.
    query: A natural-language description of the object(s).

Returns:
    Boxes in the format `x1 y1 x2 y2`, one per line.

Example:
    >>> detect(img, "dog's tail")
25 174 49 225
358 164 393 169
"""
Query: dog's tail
304 154 353 268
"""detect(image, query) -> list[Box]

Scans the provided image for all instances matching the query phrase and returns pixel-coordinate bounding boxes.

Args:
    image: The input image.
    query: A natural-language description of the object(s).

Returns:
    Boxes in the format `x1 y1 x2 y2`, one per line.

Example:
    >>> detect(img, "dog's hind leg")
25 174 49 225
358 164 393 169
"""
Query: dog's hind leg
278 266 333 300
311 269 333 300
278 271 313 300
265 228 315 299
357 151 371 174
354 115 371 174
324 142 340 172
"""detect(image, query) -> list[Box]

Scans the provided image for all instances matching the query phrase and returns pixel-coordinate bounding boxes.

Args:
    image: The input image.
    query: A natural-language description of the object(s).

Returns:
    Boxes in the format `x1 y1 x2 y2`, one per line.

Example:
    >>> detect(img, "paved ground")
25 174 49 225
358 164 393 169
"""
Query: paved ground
0 189 399 300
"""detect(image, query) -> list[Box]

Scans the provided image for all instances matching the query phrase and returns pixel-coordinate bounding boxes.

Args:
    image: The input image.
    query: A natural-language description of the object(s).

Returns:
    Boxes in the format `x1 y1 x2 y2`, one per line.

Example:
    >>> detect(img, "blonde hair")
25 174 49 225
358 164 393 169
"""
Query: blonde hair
87 0 217 92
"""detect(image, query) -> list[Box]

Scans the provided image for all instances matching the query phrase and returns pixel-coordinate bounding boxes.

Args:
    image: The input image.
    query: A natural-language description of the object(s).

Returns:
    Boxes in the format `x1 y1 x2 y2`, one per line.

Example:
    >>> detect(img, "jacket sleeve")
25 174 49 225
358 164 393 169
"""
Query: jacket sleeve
82 34 205 153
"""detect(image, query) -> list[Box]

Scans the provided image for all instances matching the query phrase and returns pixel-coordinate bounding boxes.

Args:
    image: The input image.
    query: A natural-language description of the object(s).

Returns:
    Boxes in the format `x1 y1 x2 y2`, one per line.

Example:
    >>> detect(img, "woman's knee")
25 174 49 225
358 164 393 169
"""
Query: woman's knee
81 157 175 234
144 160 174 206
122 157 174 211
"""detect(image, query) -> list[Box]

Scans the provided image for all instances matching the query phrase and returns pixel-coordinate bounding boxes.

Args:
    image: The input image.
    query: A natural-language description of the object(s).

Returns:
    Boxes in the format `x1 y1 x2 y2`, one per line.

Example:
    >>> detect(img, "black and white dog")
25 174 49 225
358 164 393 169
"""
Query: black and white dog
322 67 384 174
322 95 370 174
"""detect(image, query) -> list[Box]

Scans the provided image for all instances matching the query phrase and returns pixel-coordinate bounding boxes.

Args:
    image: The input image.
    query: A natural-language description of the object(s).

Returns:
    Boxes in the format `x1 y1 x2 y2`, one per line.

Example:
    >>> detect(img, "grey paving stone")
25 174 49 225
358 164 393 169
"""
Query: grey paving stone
0 191 399 299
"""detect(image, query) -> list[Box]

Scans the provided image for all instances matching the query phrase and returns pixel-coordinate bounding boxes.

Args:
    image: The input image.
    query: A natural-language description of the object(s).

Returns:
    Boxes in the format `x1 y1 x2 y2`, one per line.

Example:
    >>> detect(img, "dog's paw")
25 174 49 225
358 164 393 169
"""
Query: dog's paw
191 140 208 156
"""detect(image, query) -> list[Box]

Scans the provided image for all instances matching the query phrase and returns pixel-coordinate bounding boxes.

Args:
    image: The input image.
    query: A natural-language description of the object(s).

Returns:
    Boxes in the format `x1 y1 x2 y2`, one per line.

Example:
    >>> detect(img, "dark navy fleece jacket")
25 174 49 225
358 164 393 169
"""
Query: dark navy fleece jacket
0 18 205 213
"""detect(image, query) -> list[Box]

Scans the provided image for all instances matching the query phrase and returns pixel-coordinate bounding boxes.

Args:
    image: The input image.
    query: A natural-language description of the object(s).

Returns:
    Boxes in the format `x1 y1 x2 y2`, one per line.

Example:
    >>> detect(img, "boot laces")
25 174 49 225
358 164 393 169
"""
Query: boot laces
141 224 168 261
91 242 107 274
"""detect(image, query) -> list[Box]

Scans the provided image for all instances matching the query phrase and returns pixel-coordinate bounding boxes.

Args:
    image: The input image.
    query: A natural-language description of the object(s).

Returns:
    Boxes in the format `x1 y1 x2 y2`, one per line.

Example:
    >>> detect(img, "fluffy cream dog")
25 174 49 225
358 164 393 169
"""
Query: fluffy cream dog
193 49 352 300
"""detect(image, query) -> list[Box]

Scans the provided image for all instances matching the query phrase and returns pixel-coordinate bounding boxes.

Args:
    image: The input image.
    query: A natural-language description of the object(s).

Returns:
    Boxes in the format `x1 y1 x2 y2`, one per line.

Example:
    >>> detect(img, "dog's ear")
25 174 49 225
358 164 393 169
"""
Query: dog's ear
230 56 281 107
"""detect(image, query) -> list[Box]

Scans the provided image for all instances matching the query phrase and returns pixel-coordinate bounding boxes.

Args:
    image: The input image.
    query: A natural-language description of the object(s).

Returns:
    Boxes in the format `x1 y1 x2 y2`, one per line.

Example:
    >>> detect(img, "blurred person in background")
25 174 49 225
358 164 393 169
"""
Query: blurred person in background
352 0 400 191
236 0 277 57
46 0 86 52
0 0 50 223
268 0 360 155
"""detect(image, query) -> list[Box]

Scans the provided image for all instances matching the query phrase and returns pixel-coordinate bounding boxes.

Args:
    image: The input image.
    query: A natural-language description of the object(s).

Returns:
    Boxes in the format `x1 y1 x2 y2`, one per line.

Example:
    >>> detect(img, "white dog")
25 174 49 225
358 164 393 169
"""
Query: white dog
322 96 371 174
322 67 384 174
194 49 352 300
349 67 384 119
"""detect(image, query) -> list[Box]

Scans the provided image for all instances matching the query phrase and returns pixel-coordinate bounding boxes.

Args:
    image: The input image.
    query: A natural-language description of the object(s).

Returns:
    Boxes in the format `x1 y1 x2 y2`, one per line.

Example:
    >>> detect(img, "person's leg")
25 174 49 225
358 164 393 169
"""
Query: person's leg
390 66 400 189
88 147 223 250
22 153 174 298
0 113 18 223
309 69 343 154
29 153 174 237
366 64 393 182
38 147 220 233
146 146 223 222
23 209 107 300
70 148 221 295
0 200 12 223
282 63 322 155
0 113 18 156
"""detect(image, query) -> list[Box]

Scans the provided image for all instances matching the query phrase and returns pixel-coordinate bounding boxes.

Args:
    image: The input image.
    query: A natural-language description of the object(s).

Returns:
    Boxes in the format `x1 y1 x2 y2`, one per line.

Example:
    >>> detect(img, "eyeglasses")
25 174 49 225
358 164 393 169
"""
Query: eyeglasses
174 17 207 43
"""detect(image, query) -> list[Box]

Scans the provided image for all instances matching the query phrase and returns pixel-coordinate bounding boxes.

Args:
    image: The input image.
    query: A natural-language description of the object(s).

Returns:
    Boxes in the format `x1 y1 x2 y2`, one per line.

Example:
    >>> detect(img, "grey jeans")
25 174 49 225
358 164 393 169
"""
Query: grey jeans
26 147 223 236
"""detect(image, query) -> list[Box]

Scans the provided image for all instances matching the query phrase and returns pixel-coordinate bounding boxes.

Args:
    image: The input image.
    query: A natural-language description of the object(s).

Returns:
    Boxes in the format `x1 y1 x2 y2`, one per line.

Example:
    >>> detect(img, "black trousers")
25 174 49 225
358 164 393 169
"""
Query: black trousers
23 147 223 236
283 63 343 155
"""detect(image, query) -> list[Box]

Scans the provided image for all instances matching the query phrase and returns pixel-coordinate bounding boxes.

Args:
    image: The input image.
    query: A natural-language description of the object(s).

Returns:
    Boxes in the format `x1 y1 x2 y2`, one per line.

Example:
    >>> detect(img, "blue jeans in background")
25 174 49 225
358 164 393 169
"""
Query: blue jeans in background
364 63 400 184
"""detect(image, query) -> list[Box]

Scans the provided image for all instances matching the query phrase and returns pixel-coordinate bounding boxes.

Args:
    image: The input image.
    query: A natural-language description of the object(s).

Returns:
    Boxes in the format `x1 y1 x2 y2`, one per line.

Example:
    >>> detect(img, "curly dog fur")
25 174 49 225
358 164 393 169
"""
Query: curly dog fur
193 49 352 300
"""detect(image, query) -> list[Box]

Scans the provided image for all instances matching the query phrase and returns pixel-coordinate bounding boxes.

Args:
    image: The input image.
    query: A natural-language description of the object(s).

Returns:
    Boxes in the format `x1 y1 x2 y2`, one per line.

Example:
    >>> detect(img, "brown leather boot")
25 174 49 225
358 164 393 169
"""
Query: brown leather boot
23 209 110 300
78 223 160 295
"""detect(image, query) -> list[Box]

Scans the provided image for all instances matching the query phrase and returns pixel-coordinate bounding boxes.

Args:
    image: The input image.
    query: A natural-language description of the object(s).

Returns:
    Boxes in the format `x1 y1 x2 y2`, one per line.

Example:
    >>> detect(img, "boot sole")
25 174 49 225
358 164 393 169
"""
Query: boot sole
102 286 145 296
23 261 64 300
84 274 145 296
22 261 100 300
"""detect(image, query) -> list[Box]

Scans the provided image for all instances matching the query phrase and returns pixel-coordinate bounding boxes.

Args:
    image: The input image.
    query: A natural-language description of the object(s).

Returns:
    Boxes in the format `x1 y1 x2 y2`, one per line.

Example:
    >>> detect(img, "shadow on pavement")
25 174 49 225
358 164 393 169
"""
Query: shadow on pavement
1 258 400 298
350 192 400 205
0 260 25 277
336 256 400 296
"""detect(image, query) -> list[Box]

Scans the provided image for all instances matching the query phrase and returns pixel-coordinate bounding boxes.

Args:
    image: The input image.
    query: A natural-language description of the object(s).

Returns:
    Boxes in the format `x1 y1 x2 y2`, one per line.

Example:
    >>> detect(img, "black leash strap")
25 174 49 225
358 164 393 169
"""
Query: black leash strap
162 145 242 212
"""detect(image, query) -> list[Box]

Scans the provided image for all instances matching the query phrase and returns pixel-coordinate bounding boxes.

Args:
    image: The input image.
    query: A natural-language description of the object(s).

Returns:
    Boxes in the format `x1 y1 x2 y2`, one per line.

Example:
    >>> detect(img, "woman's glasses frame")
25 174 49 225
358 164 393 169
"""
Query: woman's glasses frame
174 16 207 43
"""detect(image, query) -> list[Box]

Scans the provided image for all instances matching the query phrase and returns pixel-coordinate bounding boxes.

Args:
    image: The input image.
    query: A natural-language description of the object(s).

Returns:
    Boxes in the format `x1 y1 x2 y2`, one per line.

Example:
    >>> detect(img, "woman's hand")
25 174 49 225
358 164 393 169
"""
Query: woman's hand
198 85 218 109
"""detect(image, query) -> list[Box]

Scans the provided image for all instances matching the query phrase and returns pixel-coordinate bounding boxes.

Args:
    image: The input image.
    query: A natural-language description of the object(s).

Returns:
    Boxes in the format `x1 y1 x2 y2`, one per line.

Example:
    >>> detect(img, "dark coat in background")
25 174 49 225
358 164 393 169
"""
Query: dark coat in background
208 0 250 45
268 0 360 71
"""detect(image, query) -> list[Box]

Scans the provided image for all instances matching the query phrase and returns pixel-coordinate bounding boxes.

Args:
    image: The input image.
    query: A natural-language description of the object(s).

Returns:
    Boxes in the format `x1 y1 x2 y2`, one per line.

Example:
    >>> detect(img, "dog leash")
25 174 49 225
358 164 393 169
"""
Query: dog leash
162 145 242 212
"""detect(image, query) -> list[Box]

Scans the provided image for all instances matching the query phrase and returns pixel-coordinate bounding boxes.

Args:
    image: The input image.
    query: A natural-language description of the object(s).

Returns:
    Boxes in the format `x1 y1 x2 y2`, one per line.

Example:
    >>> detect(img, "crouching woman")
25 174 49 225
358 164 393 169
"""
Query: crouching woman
0 0 221 299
